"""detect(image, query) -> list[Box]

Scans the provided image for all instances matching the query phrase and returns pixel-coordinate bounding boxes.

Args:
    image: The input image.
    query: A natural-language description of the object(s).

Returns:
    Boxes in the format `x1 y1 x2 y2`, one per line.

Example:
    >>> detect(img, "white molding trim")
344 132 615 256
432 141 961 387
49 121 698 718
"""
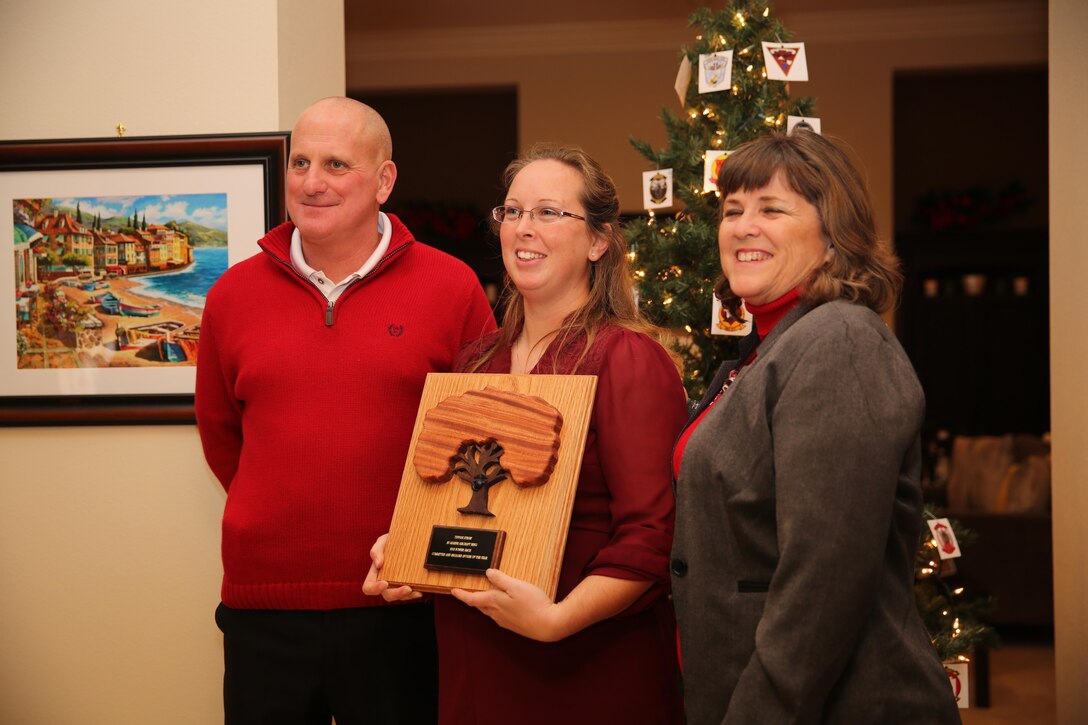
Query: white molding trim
347 2 1044 63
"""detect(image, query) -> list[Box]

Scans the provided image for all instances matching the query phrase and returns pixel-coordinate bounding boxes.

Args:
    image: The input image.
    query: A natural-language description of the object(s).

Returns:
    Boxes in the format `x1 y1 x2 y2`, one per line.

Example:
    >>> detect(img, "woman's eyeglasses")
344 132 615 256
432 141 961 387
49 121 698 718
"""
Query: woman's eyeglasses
491 206 586 225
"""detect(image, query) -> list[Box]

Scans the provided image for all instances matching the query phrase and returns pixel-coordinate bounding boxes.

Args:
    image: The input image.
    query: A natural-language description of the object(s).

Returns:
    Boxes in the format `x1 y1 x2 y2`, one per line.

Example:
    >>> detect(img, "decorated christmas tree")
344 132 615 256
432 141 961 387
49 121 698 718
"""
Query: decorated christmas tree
627 1 815 399
628 1 998 695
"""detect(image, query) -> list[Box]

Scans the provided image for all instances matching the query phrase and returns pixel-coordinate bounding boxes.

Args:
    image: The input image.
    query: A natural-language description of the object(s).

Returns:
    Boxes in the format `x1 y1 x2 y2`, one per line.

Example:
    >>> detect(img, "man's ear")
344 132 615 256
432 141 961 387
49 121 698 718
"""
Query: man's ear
376 160 397 205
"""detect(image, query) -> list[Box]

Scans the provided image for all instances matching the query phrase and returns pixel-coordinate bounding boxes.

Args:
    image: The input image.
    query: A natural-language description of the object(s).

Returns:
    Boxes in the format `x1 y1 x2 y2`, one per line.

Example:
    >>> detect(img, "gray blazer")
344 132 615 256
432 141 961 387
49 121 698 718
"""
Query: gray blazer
673 300 960 724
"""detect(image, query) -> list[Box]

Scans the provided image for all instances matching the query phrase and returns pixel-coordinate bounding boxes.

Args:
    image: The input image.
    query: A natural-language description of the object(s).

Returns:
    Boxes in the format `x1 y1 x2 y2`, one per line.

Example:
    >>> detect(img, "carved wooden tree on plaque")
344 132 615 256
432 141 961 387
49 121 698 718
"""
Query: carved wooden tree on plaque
414 387 564 514
450 439 507 517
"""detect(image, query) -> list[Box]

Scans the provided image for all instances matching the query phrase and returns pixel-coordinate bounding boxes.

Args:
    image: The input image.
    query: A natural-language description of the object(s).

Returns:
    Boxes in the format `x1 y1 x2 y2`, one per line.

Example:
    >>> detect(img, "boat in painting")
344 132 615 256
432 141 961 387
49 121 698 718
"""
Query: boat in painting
119 301 162 317
114 319 200 362
97 293 121 315
159 324 200 363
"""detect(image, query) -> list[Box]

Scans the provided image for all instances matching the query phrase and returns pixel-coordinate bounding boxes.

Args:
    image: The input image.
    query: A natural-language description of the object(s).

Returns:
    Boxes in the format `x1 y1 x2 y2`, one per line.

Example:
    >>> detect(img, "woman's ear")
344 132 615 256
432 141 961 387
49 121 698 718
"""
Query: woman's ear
823 240 835 265
588 232 609 262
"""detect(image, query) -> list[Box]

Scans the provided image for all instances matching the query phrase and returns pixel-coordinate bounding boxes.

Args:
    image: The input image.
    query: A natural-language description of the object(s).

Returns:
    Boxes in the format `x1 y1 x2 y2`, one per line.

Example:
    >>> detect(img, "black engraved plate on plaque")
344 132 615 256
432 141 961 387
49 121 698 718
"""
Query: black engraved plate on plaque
424 526 506 575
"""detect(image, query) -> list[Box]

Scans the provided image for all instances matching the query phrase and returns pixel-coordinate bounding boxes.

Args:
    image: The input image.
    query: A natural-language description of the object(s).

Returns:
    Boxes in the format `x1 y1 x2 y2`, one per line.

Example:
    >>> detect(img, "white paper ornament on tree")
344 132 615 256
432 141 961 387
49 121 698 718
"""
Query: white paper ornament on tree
711 295 752 337
674 56 693 106
927 518 963 560
703 150 730 192
642 169 674 210
945 662 971 709
762 41 808 81
788 115 821 134
698 51 734 94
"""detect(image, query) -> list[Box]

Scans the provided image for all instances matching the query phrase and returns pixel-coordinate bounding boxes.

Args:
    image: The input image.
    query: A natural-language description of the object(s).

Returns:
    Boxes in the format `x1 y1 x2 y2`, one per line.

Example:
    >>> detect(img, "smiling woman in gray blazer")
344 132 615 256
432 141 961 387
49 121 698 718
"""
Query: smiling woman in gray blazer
671 131 960 724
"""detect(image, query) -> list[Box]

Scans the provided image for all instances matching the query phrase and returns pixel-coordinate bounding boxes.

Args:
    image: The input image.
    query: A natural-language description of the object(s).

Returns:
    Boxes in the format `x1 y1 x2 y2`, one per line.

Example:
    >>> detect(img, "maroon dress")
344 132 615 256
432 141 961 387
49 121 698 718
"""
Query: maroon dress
435 325 688 725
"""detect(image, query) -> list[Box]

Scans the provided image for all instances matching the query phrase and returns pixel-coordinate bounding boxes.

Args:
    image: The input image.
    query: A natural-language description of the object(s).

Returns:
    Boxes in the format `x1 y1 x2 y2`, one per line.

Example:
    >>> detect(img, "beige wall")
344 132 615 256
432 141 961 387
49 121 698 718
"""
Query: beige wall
1049 1 1088 722
0 1 344 722
277 2 347 130
347 3 1046 240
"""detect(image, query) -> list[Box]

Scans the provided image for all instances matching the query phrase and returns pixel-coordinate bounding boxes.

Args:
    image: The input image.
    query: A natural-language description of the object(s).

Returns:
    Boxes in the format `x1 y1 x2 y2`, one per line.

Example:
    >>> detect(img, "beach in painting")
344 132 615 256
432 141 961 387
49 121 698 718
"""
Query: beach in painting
20 281 196 368
18 249 226 368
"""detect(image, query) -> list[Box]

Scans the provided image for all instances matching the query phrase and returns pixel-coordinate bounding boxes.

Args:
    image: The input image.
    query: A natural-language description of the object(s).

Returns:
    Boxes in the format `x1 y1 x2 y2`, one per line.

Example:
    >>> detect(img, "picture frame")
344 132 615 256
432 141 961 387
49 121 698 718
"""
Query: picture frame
1 132 290 426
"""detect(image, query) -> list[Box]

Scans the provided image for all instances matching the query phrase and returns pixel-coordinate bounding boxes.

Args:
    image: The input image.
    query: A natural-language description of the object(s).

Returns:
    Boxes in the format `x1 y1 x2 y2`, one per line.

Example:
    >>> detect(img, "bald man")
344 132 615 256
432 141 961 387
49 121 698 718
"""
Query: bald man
196 97 496 724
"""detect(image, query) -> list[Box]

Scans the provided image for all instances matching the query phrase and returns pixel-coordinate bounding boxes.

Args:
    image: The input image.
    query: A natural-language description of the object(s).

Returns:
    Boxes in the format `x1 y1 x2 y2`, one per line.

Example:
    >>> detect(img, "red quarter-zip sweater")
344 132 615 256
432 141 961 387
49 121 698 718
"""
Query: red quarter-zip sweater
196 216 496 609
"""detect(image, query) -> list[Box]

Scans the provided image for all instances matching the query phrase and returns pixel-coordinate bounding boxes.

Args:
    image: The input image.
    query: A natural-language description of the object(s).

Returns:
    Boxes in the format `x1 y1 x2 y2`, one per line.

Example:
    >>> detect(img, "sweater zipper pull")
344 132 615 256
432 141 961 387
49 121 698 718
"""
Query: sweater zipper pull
325 300 334 326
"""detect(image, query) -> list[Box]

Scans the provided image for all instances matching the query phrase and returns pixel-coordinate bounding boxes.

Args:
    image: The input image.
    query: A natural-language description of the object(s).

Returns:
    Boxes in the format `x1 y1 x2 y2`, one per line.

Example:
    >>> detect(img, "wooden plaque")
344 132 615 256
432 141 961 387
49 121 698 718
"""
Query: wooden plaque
382 373 597 600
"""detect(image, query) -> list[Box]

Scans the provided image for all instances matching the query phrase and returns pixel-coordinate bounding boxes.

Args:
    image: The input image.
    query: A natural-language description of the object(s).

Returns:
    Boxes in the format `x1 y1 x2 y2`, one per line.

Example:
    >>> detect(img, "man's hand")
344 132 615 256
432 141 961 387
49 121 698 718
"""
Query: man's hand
362 533 421 602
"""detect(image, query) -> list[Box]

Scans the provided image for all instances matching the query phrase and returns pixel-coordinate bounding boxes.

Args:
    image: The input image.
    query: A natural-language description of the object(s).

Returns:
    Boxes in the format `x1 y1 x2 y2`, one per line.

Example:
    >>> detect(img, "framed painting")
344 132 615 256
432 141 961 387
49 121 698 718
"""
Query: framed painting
0 132 289 425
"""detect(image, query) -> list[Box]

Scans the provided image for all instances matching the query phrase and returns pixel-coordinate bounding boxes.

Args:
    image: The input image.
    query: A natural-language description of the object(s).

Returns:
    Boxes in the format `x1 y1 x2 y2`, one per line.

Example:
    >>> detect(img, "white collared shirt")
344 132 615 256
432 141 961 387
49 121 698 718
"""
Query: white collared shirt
289 211 392 302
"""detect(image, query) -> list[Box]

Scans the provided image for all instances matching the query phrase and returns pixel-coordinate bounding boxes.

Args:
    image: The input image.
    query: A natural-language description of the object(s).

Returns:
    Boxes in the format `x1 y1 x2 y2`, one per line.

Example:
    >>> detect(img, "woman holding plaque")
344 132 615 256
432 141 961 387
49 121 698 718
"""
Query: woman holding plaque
670 130 960 724
366 144 687 724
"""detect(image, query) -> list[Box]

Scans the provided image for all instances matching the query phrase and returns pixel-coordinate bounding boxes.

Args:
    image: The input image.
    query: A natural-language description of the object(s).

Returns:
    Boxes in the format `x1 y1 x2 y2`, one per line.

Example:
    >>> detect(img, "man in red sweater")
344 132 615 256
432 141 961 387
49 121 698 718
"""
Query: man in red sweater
196 97 496 724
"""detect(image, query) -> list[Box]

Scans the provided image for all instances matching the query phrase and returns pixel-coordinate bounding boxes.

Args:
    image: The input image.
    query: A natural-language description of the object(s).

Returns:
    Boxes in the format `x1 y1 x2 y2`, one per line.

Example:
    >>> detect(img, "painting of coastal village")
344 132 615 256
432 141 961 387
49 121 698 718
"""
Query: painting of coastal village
13 194 228 368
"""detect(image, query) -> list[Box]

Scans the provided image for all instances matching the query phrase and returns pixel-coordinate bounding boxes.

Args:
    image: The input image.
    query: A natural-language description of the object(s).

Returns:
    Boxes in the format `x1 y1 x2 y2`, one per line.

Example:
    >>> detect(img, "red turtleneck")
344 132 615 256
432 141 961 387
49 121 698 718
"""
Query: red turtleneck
747 287 801 341
672 288 801 479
